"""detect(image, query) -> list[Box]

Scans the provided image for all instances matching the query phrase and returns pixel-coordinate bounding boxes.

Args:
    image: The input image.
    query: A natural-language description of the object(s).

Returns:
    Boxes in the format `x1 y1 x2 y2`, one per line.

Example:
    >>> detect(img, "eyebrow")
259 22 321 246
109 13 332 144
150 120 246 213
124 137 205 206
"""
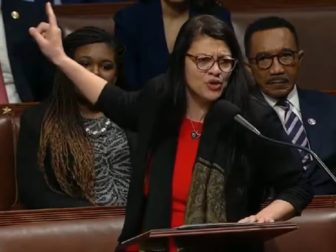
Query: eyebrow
256 48 297 55
191 53 233 57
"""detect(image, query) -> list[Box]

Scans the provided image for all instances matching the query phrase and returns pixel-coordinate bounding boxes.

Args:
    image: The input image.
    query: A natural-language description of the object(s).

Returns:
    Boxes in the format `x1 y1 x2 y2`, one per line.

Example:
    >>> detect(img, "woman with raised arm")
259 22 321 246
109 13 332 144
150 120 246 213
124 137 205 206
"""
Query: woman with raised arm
17 26 135 209
30 3 312 251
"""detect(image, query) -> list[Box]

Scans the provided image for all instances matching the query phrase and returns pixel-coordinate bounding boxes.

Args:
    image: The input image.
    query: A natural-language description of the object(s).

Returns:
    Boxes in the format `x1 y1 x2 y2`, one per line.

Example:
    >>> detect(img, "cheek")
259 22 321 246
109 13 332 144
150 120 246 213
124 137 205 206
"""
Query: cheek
101 69 117 82
252 69 268 84
222 71 232 82
185 63 206 86
185 65 195 87
286 68 299 81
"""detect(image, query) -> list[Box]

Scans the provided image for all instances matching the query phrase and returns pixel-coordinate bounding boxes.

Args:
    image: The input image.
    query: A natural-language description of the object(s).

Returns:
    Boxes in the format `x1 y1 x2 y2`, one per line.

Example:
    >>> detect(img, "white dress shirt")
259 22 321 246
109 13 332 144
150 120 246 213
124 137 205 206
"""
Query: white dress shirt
262 85 303 130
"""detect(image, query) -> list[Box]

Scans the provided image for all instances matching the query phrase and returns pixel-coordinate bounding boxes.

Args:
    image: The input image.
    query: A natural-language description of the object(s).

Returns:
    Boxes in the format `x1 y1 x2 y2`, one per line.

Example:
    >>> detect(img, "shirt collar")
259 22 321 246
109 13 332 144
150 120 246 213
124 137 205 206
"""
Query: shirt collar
262 85 300 110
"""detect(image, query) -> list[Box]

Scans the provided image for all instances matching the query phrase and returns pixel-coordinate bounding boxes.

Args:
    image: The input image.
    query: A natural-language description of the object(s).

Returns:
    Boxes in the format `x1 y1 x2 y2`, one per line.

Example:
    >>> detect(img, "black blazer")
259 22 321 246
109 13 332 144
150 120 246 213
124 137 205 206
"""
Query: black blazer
2 0 55 101
16 102 136 208
96 74 313 242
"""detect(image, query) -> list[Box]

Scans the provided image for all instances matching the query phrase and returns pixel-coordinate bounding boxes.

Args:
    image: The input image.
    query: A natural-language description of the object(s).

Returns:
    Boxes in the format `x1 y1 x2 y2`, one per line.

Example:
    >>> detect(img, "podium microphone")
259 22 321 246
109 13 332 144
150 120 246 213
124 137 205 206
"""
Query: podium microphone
217 100 336 184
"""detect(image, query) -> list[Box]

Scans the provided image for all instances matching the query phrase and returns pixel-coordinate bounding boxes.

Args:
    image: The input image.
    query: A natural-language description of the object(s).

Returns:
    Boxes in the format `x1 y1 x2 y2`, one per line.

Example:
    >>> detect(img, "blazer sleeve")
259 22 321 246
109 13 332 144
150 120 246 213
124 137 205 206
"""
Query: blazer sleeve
17 107 91 209
95 75 166 131
249 99 313 214
95 83 140 131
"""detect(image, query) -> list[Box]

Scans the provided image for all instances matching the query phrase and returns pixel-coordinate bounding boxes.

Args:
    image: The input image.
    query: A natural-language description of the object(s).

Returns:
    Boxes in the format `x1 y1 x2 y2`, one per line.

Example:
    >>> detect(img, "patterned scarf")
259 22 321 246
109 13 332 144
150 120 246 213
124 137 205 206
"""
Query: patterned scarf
184 102 233 224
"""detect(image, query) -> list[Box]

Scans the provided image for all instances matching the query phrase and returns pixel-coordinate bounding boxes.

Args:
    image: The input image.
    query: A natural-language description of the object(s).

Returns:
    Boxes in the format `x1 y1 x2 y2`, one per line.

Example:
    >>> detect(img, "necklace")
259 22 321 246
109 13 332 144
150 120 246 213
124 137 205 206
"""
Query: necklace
84 117 112 136
189 120 202 139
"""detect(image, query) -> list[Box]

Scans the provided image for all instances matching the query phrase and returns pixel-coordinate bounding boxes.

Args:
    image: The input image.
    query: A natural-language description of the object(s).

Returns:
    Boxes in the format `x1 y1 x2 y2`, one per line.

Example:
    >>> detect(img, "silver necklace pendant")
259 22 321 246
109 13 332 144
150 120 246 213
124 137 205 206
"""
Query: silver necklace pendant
191 130 201 139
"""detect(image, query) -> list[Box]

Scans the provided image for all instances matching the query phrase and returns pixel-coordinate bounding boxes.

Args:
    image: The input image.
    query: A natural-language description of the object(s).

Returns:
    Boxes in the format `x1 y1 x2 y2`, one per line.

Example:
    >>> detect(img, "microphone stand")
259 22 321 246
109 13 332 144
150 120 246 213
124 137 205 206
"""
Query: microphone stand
234 115 336 184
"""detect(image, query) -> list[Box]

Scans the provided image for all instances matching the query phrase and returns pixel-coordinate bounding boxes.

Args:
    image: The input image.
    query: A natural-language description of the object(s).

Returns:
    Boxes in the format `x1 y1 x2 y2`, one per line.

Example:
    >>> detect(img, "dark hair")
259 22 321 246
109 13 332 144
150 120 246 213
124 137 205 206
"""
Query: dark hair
63 26 126 88
38 26 124 203
155 15 252 176
168 15 251 119
244 16 300 58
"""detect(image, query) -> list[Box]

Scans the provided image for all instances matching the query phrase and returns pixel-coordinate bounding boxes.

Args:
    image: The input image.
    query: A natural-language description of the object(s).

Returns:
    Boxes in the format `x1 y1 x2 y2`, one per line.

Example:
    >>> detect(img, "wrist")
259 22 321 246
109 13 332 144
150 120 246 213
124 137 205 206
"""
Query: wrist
53 54 70 68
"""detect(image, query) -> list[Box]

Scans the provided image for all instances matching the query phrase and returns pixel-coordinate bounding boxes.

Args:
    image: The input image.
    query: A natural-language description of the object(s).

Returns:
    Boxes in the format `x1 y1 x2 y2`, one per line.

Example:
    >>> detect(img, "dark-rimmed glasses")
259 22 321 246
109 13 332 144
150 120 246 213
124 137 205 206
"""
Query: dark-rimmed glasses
186 53 237 73
249 50 300 70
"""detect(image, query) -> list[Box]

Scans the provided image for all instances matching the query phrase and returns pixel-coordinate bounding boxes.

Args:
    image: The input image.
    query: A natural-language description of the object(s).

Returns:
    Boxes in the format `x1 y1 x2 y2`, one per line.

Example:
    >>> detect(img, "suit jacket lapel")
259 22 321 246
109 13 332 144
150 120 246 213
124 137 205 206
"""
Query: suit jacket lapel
298 89 322 152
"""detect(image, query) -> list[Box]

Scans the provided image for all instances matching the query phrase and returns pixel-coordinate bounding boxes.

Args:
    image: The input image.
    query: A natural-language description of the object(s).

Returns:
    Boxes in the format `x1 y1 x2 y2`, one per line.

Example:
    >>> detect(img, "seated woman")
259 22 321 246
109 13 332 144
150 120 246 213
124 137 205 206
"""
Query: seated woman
30 3 313 251
17 26 134 209
114 0 232 90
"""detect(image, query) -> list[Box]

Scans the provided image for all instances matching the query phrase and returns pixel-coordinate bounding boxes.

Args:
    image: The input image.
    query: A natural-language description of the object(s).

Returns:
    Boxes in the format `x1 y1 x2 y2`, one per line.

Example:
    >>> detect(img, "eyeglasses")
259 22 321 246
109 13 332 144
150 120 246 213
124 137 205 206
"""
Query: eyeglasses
249 50 300 70
186 53 237 73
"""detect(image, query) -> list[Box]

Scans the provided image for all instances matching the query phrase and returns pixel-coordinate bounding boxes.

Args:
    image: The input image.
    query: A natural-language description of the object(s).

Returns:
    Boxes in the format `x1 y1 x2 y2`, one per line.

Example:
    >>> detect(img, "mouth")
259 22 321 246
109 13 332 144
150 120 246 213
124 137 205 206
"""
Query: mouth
267 77 289 85
207 80 223 91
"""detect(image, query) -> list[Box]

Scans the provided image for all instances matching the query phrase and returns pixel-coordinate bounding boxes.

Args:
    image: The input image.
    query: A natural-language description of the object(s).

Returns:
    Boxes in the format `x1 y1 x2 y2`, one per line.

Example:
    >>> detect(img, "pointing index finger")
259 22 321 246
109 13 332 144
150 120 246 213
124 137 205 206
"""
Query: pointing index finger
46 2 57 27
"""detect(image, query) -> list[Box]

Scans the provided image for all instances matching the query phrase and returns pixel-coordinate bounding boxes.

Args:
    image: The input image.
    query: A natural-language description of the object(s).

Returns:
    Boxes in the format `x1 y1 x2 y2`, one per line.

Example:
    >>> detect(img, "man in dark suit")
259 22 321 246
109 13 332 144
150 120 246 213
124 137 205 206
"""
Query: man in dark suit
1 0 54 102
244 16 336 194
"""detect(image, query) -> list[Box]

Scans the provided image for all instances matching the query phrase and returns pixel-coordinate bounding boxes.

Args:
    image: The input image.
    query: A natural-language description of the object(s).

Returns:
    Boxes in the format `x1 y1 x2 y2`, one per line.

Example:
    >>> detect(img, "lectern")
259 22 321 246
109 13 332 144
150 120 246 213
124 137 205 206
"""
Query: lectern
120 222 297 252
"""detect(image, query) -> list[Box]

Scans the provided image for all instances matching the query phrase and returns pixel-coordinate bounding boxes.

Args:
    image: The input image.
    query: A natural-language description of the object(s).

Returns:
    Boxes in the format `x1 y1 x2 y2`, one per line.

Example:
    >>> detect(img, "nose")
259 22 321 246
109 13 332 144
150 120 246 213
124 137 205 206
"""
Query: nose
88 64 100 76
269 56 285 75
208 60 222 76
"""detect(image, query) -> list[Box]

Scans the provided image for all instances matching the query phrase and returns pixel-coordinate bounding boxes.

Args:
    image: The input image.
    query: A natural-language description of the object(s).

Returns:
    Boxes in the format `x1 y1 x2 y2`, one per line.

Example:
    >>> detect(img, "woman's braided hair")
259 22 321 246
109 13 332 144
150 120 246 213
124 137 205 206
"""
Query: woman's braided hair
37 26 124 202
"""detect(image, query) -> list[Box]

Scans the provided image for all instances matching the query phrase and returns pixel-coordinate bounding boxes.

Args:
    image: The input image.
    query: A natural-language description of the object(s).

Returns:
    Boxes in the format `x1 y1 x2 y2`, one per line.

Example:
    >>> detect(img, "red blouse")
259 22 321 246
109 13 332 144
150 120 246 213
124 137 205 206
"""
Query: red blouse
171 117 202 227
169 118 202 251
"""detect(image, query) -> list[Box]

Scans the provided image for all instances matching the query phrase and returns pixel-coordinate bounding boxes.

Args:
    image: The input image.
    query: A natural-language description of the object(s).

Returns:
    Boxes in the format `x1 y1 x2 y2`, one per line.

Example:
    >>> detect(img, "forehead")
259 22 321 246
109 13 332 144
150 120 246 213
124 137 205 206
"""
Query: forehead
249 28 297 56
188 35 231 55
74 42 114 58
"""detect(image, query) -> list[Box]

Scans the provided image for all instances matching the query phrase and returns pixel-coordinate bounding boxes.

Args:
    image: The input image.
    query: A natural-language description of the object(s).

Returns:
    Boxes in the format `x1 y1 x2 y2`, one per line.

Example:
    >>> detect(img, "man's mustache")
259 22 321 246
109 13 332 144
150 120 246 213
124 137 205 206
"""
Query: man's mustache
267 76 289 84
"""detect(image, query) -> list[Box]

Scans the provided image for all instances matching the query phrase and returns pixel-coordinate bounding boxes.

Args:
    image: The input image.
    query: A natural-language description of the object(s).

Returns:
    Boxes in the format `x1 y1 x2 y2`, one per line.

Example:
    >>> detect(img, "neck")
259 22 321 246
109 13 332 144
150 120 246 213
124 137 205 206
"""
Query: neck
78 103 104 119
185 95 210 122
161 0 188 18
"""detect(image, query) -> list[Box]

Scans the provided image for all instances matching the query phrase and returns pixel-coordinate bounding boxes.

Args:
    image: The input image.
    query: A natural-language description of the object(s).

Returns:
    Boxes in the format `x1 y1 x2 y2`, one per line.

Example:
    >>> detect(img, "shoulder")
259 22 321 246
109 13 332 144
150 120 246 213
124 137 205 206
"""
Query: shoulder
135 74 171 113
2 0 46 17
244 95 284 136
299 89 336 105
20 102 48 131
141 74 169 97
245 95 274 121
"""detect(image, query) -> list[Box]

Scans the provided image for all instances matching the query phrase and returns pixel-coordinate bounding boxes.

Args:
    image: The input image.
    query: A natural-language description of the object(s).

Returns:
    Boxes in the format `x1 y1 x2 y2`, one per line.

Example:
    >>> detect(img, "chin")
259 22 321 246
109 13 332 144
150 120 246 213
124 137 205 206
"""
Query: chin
204 93 222 103
267 84 294 97
268 91 290 99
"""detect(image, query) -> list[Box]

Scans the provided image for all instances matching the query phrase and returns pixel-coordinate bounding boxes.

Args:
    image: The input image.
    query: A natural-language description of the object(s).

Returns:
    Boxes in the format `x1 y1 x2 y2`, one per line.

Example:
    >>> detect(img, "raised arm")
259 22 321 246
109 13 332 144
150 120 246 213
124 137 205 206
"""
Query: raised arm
29 2 106 105
29 3 140 129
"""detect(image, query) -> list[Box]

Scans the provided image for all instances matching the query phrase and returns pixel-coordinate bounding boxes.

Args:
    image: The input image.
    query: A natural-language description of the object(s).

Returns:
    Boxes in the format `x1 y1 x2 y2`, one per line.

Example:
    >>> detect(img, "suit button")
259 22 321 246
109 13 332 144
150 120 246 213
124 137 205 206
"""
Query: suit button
11 11 20 20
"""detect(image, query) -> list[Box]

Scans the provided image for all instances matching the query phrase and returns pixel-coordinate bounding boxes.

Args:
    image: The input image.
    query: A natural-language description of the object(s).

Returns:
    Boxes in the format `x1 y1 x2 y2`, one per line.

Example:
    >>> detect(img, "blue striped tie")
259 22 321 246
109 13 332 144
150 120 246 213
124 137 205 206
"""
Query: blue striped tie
277 99 312 170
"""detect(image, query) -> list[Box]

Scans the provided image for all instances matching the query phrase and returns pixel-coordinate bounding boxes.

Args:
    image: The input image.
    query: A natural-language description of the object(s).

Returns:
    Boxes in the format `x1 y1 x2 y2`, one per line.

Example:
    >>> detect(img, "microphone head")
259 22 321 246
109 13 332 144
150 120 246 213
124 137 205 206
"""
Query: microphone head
214 99 241 117
207 99 241 126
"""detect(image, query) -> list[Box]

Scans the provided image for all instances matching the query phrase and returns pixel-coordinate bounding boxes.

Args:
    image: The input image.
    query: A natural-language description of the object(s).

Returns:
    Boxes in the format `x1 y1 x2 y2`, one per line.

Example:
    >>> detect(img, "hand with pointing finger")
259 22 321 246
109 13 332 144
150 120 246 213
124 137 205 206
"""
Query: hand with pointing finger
29 2 66 66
